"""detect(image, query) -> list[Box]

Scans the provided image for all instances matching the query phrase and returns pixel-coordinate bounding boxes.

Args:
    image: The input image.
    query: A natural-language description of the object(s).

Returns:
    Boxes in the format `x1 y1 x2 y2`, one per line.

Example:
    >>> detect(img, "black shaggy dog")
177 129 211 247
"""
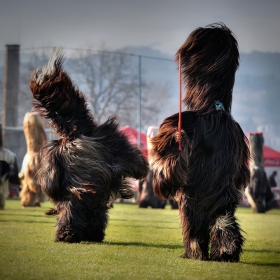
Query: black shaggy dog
151 23 250 262
30 49 149 243
245 133 274 213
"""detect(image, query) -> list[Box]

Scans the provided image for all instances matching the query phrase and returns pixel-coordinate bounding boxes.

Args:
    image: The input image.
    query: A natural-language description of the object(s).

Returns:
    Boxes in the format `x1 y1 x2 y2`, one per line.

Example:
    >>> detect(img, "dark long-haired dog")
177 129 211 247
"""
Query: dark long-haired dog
30 49 149 243
151 23 250 262
245 133 274 213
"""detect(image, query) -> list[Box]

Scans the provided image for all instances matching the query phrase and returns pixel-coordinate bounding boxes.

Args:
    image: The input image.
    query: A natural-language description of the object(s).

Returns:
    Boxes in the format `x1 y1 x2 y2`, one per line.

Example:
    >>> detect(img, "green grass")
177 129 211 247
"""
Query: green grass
0 199 279 280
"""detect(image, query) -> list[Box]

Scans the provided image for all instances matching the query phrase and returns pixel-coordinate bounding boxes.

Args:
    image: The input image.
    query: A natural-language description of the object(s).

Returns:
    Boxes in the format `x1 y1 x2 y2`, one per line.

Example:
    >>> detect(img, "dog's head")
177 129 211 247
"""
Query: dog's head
176 22 239 112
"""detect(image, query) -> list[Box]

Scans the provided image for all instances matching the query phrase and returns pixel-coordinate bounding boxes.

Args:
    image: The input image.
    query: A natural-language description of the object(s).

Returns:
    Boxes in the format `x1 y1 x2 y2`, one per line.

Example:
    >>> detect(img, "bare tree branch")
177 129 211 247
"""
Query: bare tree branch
17 47 171 134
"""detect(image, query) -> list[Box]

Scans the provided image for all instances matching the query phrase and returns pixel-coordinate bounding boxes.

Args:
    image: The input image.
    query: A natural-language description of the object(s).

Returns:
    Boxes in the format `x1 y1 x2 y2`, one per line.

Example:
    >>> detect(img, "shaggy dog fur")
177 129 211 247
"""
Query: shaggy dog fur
19 112 47 207
0 160 10 209
30 49 149 243
0 161 10 181
245 133 274 213
139 168 178 209
151 23 250 262
140 126 179 209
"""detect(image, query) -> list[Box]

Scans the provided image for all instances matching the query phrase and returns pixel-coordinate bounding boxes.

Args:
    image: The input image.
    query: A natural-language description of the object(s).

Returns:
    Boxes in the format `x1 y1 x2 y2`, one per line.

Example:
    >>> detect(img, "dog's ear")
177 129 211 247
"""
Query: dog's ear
175 23 239 112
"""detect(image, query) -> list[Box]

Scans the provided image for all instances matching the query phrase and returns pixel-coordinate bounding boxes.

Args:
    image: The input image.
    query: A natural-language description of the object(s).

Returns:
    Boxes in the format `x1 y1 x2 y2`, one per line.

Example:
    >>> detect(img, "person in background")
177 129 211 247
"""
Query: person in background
268 171 280 207
268 171 277 188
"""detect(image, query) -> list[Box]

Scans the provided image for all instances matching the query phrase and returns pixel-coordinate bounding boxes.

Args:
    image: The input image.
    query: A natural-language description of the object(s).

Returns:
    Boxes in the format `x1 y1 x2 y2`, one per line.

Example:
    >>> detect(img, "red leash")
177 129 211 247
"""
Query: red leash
178 54 182 151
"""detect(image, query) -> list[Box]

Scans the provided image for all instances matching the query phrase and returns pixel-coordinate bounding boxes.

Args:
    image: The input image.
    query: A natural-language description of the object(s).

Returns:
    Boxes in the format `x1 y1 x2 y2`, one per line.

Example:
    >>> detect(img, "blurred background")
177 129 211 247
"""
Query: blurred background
0 0 280 184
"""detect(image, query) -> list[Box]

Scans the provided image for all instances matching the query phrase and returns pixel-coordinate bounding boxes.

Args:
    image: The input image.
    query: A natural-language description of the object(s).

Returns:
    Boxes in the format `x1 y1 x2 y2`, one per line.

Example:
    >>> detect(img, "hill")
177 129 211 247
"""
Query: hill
0 47 280 150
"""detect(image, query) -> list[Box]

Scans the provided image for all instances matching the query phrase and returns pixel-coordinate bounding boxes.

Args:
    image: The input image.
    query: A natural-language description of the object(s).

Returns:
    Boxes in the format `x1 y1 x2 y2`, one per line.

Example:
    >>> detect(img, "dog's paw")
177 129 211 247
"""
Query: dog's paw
57 233 80 243
64 235 74 243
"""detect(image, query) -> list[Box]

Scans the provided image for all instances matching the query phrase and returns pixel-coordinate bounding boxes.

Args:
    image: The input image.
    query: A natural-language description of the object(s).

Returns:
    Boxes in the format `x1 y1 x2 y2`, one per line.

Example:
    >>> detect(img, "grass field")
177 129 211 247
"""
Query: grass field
0 199 279 280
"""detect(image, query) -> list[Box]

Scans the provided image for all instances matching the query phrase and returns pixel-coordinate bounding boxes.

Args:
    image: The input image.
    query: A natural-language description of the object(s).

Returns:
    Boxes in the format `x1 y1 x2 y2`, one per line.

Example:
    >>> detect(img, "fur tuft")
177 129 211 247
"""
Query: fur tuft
30 48 97 139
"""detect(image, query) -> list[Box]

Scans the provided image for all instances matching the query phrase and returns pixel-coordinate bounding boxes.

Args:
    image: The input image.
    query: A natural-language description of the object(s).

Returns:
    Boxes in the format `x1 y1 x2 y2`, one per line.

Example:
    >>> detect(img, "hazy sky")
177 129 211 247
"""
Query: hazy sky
0 0 280 55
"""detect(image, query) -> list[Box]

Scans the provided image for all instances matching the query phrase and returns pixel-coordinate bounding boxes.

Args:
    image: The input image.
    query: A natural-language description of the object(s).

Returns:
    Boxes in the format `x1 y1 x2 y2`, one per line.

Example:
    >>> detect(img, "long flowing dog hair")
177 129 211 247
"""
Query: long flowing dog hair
177 23 239 112
151 23 250 261
30 49 149 242
19 112 47 207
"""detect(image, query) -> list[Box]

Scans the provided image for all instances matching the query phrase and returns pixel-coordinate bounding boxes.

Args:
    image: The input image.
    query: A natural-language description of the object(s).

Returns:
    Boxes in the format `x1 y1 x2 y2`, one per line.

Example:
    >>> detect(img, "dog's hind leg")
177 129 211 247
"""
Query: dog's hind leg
82 207 109 242
209 211 245 262
179 196 209 260
54 201 109 243
56 221 81 243
54 200 89 243
181 224 210 260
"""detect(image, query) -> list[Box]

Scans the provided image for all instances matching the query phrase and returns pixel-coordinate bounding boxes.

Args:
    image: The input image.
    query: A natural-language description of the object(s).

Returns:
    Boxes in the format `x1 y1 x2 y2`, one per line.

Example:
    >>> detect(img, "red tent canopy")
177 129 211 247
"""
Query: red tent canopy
119 129 280 166
264 145 280 167
120 126 148 158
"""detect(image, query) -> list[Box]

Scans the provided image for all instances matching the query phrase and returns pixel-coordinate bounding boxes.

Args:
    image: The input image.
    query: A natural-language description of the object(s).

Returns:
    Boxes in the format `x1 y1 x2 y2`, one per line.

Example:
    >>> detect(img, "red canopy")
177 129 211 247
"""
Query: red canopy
119 129 280 166
120 126 148 158
264 145 280 167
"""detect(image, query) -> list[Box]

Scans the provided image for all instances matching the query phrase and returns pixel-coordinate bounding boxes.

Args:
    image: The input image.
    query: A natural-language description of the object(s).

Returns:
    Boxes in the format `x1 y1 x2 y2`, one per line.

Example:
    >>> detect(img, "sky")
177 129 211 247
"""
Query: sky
0 0 280 56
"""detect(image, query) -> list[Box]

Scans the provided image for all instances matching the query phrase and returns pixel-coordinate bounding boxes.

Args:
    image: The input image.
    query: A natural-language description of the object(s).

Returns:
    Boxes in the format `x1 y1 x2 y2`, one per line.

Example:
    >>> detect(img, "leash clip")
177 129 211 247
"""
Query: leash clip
215 101 225 111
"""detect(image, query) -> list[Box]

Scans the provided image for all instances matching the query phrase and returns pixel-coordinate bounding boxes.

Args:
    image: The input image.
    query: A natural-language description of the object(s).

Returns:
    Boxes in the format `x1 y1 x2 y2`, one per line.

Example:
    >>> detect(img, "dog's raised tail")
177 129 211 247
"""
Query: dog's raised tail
30 48 97 139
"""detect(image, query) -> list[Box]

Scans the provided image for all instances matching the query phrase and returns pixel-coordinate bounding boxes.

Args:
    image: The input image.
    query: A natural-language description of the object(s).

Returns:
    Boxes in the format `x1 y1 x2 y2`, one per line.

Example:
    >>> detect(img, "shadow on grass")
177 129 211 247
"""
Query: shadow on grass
110 217 179 224
110 220 177 229
110 223 178 230
0 212 49 218
115 210 179 216
240 261 280 267
103 240 182 249
244 248 280 255
241 248 280 267
0 208 46 213
0 219 54 224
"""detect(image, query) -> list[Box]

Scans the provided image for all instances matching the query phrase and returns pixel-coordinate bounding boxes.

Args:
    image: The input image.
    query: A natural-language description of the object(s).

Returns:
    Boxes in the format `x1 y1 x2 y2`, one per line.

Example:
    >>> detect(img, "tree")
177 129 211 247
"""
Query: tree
67 48 169 132
18 49 50 126
6 47 169 133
